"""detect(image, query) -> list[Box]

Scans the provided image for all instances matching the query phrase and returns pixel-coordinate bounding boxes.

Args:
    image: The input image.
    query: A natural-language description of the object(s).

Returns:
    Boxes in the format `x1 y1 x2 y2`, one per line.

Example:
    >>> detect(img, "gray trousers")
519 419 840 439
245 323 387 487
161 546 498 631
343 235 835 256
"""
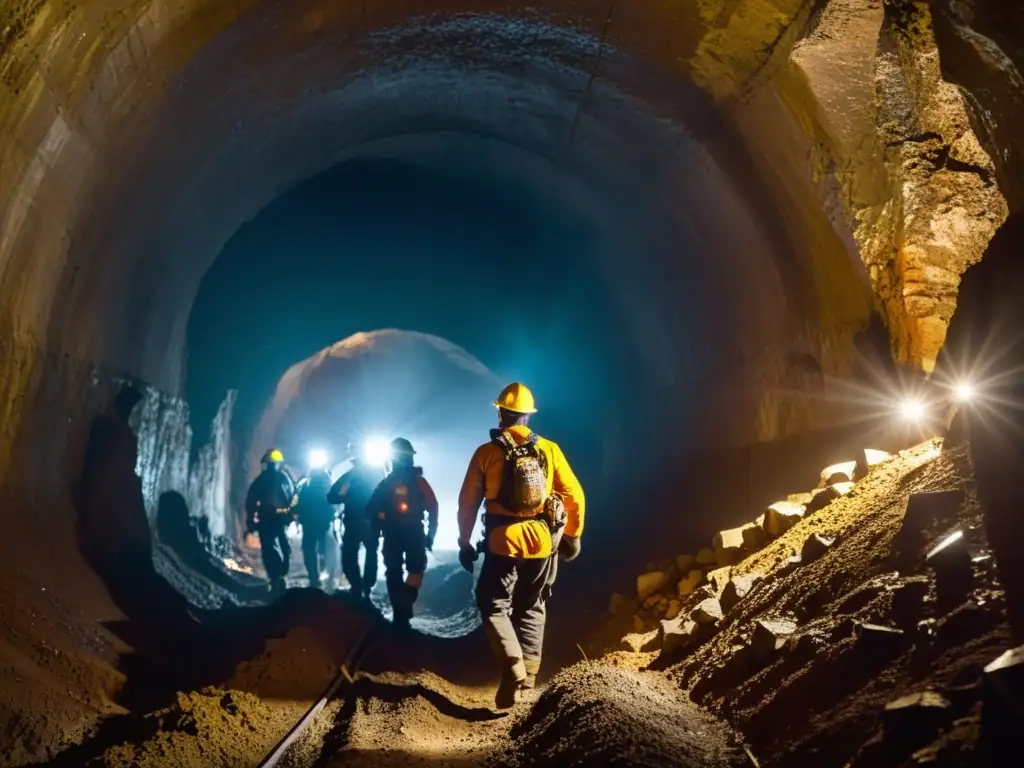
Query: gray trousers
476 551 558 664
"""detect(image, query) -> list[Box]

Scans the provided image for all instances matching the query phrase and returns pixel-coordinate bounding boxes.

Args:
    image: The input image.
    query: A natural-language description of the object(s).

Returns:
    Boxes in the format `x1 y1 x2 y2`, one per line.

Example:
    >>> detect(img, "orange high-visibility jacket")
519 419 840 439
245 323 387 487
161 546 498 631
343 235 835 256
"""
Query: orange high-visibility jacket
457 425 585 558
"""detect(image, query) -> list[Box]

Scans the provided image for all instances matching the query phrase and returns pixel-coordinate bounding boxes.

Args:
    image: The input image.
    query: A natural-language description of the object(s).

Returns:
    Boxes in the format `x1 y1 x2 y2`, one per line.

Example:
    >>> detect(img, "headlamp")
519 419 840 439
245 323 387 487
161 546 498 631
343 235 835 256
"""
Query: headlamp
899 398 926 423
363 437 392 467
307 448 328 470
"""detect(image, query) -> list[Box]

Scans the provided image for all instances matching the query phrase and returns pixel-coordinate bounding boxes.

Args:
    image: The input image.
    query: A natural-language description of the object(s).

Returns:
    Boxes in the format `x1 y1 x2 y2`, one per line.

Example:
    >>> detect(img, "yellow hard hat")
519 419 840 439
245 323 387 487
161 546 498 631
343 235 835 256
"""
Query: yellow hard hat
493 382 537 414
262 448 285 464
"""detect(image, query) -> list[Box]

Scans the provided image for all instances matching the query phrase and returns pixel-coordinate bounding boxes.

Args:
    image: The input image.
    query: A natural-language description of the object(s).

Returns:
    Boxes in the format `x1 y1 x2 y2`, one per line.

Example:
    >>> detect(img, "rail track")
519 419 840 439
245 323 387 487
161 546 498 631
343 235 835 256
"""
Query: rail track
256 617 379 767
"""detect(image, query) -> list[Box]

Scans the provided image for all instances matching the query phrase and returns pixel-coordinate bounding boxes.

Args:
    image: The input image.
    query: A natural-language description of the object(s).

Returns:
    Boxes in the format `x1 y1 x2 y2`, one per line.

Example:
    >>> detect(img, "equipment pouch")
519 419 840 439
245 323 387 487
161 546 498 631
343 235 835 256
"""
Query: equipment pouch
542 493 567 533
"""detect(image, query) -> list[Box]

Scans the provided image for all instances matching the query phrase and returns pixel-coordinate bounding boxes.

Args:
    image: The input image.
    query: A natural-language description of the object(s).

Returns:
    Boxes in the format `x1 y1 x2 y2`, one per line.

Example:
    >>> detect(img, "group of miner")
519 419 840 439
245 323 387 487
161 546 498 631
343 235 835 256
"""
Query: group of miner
243 382 585 708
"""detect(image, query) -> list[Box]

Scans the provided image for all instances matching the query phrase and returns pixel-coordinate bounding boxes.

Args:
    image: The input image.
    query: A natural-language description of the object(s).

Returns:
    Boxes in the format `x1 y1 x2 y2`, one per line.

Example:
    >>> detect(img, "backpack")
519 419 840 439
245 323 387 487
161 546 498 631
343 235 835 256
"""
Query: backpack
382 468 427 524
492 430 549 513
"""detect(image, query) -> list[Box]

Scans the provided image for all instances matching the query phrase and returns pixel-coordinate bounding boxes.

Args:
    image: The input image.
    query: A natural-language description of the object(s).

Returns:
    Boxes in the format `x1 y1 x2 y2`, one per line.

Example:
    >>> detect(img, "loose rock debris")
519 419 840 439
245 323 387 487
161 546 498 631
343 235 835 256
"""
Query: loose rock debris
34 439 1013 768
607 439 1012 766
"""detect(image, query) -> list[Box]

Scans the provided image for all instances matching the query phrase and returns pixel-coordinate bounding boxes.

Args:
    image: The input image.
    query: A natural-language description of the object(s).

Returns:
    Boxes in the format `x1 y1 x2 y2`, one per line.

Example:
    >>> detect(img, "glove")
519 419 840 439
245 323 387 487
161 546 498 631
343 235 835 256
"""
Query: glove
459 544 478 574
426 532 435 552
558 535 581 562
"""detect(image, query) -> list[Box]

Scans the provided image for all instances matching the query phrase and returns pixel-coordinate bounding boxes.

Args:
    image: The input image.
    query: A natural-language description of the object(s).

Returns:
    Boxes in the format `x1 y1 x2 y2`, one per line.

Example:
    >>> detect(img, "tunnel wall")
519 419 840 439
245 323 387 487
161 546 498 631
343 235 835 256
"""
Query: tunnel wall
0 2 1019 763
0 1 1008 535
1 2 1005 460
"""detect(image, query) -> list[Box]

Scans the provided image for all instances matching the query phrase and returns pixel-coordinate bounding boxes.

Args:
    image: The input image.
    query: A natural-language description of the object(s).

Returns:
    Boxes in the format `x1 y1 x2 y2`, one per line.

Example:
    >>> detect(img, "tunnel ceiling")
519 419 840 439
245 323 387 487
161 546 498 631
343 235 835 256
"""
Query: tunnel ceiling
0 0 1010 460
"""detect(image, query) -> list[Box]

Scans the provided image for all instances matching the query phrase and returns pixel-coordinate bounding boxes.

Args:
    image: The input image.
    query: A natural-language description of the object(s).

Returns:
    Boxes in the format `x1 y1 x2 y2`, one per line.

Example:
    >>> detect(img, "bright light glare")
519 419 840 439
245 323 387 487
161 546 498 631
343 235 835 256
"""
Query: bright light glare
953 383 975 403
900 399 926 422
363 437 392 467
308 448 328 469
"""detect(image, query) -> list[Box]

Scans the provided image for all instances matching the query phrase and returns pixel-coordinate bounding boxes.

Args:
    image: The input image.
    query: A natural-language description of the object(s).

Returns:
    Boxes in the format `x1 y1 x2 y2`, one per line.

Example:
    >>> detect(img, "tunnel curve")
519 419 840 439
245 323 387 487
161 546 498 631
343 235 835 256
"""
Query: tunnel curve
3 0 875 485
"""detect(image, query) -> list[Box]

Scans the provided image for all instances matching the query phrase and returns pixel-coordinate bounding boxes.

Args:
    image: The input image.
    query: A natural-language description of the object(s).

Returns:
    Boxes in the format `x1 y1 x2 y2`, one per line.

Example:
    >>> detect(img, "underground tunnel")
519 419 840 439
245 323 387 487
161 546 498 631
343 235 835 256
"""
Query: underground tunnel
1 0 1023 765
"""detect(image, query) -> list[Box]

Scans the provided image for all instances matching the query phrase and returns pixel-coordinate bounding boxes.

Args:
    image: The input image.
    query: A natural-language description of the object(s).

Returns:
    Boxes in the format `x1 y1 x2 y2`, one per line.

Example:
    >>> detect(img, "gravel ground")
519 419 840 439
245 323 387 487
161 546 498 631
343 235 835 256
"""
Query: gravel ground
503 663 748 767
7 439 1009 768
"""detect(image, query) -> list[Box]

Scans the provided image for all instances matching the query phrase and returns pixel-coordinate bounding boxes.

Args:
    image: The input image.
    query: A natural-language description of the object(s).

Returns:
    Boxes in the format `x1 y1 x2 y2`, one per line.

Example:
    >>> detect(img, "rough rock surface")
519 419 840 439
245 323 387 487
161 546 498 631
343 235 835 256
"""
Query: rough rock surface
763 501 805 536
657 441 1009 766
932 0 1024 212
638 570 669 602
780 0 1007 371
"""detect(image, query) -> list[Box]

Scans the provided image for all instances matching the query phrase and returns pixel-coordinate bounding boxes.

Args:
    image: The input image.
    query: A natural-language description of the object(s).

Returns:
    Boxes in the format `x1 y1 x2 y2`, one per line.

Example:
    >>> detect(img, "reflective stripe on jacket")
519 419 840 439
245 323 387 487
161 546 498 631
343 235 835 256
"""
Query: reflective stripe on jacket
457 425 584 558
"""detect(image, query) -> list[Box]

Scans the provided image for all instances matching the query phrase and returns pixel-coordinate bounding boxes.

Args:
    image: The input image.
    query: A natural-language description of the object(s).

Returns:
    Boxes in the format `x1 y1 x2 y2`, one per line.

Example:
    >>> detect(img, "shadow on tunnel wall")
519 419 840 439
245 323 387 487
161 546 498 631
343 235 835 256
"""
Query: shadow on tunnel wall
70 383 200 644
156 490 268 602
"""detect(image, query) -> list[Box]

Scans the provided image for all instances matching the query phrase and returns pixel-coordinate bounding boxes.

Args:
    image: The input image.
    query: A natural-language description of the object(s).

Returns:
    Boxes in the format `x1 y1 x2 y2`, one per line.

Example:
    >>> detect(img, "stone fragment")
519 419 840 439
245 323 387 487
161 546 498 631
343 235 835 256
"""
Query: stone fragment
855 622 907 655
675 554 695 573
637 570 669 601
883 691 951 744
696 548 717 566
926 528 972 579
692 585 714 602
721 573 763 613
609 592 637 616
905 489 964 530
742 522 768 550
832 481 854 496
763 501 806 536
706 566 733 597
892 489 965 564
658 617 689 654
805 486 841 514
818 460 857 487
856 448 892 478
691 597 723 625
751 618 797 661
677 568 704 597
665 600 681 620
787 491 815 505
712 527 745 566
890 578 930 628
801 533 835 563
982 646 1024 762
776 554 803 577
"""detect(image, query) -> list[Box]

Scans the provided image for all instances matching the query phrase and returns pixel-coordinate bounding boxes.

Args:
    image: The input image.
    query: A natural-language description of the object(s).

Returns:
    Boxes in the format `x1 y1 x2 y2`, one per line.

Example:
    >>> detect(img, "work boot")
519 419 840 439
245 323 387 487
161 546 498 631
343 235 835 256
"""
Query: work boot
495 659 527 710
393 614 412 636
522 658 541 690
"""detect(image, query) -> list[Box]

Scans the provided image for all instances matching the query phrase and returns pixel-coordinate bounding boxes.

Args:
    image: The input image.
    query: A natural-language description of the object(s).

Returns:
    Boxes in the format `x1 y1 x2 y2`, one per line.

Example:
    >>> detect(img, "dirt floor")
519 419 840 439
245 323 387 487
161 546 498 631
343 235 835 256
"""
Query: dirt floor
2 436 1012 767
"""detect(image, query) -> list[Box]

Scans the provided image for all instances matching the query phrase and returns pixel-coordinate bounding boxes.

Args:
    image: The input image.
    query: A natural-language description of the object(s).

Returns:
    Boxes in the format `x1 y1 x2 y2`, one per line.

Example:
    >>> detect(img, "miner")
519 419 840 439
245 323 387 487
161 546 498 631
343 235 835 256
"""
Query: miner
295 466 337 588
365 438 439 633
328 451 386 601
245 448 298 595
457 382 585 709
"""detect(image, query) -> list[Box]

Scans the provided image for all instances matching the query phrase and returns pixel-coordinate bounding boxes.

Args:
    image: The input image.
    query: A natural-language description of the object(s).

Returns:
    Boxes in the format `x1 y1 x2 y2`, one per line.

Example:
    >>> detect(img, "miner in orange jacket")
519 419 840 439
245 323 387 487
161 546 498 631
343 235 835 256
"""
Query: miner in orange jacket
457 382 585 709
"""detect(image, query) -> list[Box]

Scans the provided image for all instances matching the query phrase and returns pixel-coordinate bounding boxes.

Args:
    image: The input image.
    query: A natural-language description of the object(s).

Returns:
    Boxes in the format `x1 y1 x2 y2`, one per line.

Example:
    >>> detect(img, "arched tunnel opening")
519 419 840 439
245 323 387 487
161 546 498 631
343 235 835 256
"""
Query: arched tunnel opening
2 1 1023 766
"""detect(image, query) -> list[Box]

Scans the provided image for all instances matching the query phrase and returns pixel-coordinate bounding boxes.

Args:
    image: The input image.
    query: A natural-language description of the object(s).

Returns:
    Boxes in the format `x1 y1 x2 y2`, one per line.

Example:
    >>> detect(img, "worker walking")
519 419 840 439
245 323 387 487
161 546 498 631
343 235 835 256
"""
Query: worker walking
457 383 585 709
245 448 298 595
295 467 337 589
328 453 386 601
366 438 439 633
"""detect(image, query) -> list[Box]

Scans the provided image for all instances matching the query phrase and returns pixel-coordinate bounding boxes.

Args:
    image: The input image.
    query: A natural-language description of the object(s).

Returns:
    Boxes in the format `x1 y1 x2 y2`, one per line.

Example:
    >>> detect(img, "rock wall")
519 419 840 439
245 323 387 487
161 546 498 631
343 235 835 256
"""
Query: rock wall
0 0 1003 464
131 383 235 539
775 0 1007 373
931 0 1024 214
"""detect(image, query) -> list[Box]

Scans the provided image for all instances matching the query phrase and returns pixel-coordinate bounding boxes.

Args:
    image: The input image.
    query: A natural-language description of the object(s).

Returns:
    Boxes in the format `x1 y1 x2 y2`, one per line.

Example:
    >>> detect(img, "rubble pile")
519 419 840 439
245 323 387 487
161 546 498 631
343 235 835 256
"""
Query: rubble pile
611 447 897 638
603 439 1016 765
